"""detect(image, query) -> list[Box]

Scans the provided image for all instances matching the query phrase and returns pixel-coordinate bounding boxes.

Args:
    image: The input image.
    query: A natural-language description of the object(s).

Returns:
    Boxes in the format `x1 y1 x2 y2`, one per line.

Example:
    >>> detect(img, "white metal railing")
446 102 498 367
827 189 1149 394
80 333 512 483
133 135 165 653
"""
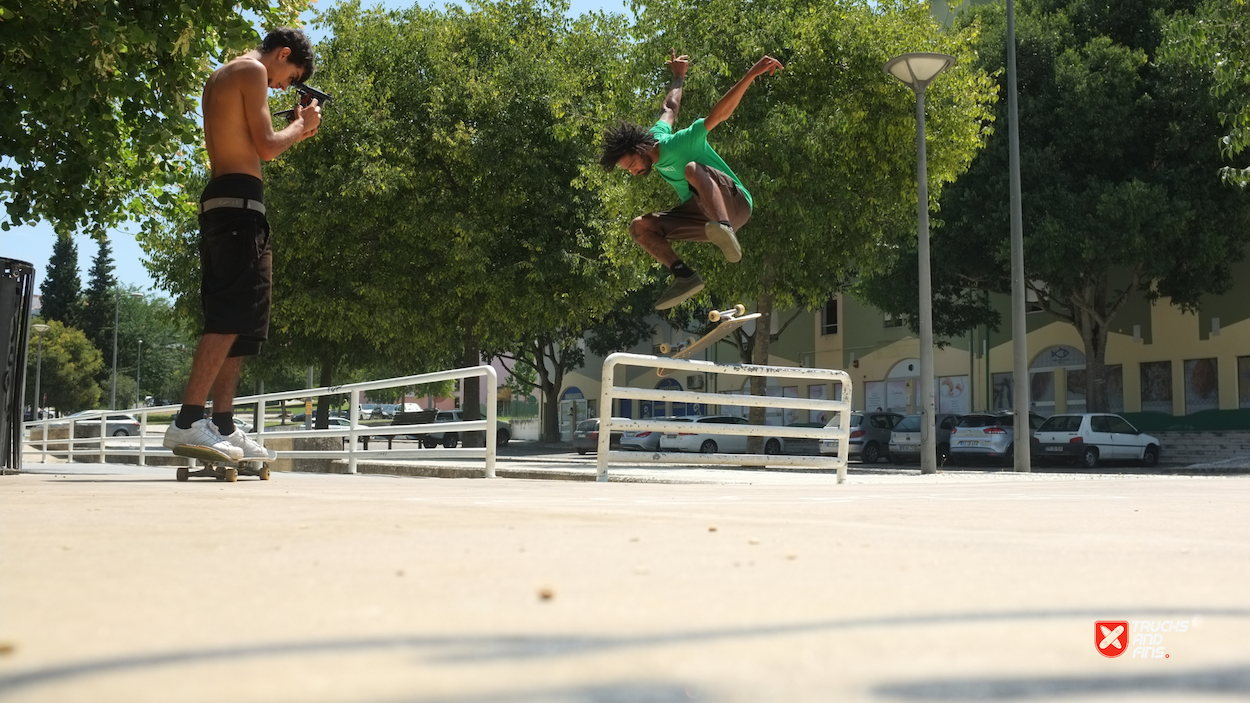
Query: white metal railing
20 365 499 477
597 353 854 482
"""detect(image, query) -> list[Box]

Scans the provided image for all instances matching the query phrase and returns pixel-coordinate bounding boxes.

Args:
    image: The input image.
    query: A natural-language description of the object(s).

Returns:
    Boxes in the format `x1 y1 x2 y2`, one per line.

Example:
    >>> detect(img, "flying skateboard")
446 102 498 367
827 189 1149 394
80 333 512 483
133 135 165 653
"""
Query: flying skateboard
657 305 762 378
171 446 271 482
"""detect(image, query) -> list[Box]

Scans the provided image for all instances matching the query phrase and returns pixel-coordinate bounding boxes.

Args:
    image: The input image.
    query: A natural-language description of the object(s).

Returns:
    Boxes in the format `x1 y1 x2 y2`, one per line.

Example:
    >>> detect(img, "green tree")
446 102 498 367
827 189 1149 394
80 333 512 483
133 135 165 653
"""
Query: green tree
1162 0 1250 186
25 320 104 414
1 0 310 235
39 233 81 327
81 235 117 351
858 0 1250 411
609 0 995 438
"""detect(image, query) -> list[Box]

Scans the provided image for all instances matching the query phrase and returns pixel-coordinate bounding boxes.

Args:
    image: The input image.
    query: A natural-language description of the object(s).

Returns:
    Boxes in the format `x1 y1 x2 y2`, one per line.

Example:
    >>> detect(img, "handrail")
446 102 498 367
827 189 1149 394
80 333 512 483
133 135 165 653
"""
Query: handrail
597 353 854 483
21 365 499 478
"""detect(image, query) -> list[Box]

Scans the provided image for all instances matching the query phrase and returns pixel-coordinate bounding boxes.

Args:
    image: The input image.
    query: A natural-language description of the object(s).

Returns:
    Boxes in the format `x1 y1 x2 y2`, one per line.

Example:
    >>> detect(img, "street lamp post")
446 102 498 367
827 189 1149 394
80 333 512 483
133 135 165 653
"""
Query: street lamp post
1006 0 1031 472
883 52 957 475
135 339 143 408
32 323 50 420
110 291 145 410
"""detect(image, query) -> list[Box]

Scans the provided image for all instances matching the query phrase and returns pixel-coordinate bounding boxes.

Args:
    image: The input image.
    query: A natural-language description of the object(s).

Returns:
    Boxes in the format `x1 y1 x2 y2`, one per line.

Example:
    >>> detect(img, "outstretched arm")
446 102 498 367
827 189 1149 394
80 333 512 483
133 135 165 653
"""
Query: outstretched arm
657 49 689 127
704 55 784 132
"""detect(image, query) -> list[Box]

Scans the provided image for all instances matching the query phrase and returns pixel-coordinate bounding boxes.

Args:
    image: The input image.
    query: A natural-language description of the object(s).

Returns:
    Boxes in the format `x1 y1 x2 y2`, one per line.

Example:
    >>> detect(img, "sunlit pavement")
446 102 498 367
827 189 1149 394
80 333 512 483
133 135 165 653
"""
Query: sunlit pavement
2 461 1247 702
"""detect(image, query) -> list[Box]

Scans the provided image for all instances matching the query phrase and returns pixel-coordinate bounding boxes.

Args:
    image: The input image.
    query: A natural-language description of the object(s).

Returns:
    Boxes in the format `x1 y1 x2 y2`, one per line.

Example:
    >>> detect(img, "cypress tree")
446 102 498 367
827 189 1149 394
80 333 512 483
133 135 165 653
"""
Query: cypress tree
40 233 81 328
82 235 117 350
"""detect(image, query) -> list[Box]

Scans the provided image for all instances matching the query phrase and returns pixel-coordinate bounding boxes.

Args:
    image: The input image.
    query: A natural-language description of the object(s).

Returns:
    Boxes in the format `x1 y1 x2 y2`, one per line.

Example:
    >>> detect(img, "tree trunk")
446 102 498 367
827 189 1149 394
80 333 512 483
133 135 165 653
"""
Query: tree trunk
747 257 778 454
533 340 561 443
1071 286 1112 413
462 328 484 447
315 357 333 430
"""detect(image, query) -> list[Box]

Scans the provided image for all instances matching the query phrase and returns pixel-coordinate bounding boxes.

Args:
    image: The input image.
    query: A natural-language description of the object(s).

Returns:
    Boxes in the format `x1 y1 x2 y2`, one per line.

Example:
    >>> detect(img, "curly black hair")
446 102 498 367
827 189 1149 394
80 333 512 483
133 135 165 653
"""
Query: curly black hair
260 27 316 83
599 121 658 170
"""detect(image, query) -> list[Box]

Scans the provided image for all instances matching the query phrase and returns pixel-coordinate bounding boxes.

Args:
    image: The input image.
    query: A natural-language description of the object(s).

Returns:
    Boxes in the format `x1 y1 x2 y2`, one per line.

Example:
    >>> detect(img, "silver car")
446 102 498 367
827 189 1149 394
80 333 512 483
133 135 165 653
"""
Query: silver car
819 411 904 463
889 413 962 465
66 411 142 437
949 411 1047 465
620 416 685 451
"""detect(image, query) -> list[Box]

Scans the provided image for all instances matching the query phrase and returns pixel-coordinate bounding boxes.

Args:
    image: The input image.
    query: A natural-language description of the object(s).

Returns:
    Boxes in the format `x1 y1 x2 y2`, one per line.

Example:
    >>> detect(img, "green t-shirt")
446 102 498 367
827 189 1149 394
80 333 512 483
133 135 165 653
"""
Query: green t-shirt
649 118 753 210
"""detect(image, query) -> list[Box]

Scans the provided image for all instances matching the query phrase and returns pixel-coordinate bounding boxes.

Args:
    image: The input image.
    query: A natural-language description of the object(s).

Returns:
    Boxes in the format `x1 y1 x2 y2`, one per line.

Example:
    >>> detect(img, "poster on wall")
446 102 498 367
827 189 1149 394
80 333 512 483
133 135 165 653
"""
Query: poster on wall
808 384 826 424
783 386 799 426
863 381 885 412
886 380 910 412
938 375 969 415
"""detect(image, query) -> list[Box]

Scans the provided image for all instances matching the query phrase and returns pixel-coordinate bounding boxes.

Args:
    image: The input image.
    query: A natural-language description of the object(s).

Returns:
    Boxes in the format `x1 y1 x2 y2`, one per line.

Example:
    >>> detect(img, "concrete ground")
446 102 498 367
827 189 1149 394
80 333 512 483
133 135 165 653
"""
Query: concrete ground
1 461 1248 702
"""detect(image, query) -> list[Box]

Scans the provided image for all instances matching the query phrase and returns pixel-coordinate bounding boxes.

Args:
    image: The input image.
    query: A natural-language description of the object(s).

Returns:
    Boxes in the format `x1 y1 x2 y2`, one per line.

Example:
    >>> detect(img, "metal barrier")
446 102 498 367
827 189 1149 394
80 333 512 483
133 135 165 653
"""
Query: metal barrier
596 353 854 482
21 365 499 477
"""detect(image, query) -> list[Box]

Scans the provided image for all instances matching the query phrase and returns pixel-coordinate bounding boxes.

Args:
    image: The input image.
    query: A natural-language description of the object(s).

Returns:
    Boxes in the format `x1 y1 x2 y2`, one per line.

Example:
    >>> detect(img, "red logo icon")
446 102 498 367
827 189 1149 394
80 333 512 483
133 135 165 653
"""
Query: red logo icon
1096 621 1129 657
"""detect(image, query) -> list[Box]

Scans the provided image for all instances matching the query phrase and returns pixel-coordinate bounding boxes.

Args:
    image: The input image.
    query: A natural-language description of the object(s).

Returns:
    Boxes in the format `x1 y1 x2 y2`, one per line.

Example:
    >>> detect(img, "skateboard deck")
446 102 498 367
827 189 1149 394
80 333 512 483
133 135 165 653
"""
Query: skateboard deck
657 305 761 378
172 446 270 482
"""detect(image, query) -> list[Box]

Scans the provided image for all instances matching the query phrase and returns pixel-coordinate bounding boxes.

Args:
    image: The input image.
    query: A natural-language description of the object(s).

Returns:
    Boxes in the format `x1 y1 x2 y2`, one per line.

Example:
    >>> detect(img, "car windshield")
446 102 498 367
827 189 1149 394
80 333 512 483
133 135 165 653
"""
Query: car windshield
894 416 921 432
1038 415 1083 432
958 415 1001 428
576 420 597 431
823 413 862 429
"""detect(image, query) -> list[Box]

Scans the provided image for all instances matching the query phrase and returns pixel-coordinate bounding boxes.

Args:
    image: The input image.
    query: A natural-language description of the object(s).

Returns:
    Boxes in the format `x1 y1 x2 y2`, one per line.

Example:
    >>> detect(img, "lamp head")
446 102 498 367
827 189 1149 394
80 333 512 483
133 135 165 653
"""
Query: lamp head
883 52 957 92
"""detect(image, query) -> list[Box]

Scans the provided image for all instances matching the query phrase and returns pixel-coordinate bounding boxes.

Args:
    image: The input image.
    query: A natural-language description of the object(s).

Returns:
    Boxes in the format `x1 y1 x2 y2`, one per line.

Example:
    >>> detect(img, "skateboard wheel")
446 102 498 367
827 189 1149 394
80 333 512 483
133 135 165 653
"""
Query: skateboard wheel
258 467 270 480
659 343 670 354
708 310 721 323
176 467 189 482
224 468 238 482
735 304 746 316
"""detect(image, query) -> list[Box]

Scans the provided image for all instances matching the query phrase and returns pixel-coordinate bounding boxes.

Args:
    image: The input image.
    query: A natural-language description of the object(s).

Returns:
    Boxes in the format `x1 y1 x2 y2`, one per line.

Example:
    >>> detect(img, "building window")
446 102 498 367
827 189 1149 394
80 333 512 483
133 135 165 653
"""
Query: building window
883 313 903 329
992 372 1013 410
1140 361 1173 414
1184 358 1219 414
1239 357 1250 409
822 298 838 335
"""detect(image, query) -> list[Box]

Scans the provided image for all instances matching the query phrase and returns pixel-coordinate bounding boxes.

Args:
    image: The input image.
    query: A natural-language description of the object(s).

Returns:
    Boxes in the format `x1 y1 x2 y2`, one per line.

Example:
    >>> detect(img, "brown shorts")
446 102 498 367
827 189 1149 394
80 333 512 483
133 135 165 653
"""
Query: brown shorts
640 164 751 241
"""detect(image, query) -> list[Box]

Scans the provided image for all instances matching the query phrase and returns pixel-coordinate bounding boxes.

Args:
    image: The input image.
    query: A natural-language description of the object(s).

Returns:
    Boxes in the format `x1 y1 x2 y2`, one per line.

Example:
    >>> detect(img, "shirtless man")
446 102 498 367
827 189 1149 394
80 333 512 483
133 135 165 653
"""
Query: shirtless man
599 51 782 310
163 28 321 462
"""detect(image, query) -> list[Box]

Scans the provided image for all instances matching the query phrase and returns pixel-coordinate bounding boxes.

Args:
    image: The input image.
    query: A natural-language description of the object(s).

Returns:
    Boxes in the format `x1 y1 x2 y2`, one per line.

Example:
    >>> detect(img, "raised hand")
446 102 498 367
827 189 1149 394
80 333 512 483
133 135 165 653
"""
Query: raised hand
666 48 689 80
750 55 784 78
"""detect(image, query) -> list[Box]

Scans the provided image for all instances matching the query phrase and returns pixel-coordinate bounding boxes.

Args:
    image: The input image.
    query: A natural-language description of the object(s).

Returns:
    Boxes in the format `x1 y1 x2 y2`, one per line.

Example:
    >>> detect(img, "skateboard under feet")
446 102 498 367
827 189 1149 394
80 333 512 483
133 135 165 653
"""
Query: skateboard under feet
172 446 271 482
657 305 762 378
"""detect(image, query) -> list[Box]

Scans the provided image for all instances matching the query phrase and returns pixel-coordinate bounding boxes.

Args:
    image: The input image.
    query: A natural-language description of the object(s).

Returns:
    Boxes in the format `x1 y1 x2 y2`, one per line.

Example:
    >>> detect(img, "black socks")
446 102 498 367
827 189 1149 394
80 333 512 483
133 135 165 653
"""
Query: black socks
213 412 235 436
176 405 204 430
670 260 696 279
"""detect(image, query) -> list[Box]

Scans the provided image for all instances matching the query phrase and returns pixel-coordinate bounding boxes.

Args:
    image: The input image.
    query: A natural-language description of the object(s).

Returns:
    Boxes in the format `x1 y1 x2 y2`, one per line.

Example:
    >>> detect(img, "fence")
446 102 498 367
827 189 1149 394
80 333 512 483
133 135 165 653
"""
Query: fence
597 353 854 482
22 365 498 477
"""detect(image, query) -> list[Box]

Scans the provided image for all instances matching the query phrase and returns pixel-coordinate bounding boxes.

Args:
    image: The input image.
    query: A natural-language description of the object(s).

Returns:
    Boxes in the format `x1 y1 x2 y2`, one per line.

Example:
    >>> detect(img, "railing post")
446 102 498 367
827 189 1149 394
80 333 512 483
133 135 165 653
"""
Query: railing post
347 389 359 474
138 412 148 465
597 356 616 482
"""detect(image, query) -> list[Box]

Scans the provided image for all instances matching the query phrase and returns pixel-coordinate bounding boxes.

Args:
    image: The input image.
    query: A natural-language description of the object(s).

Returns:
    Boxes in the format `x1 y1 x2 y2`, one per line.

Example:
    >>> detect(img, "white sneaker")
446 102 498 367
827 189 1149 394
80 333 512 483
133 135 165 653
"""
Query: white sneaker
164 418 244 462
222 429 277 461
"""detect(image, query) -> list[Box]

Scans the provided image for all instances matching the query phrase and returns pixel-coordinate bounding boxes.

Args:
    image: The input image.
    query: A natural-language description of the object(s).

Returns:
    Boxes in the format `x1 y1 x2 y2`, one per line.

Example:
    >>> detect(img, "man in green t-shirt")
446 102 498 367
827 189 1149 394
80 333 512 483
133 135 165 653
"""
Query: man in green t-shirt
600 50 783 309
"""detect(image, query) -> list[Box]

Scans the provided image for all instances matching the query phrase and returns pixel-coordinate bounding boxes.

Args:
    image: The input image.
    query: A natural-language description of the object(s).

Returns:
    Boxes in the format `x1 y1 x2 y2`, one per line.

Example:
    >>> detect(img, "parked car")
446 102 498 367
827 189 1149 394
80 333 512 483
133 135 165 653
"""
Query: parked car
572 418 626 455
377 404 397 419
65 411 142 437
233 417 254 433
660 415 753 454
416 410 512 449
949 411 1047 465
1032 413 1161 468
888 413 962 465
819 411 905 463
764 422 826 455
620 417 686 451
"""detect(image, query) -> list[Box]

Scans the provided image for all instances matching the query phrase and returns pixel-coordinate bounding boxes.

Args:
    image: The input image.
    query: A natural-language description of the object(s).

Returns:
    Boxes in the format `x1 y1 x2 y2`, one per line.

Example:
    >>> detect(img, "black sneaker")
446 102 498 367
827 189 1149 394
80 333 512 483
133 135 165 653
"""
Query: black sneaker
705 222 742 263
654 272 705 310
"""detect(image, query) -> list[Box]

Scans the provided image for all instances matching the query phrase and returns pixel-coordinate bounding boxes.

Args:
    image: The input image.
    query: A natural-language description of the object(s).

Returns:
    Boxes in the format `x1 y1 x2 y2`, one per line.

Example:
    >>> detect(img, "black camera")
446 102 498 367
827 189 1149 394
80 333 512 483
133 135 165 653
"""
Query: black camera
274 82 333 121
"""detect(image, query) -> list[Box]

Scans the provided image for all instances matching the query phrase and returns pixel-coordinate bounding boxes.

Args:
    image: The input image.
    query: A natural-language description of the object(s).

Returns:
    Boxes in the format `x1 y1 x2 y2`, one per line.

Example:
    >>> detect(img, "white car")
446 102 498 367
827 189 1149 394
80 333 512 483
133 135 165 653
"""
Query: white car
621 416 686 451
659 415 751 453
1031 413 1161 468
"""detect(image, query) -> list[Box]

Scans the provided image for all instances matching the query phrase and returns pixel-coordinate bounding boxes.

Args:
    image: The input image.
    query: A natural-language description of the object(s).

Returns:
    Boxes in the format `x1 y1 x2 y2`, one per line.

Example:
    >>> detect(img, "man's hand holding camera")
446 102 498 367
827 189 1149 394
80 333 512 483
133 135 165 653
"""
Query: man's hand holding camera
295 98 321 140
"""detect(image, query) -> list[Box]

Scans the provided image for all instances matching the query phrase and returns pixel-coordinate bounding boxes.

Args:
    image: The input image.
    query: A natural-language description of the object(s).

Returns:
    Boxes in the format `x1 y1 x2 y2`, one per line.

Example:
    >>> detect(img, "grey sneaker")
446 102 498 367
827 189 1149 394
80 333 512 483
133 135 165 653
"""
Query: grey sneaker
164 418 244 462
705 222 742 263
654 272 705 310
222 429 277 461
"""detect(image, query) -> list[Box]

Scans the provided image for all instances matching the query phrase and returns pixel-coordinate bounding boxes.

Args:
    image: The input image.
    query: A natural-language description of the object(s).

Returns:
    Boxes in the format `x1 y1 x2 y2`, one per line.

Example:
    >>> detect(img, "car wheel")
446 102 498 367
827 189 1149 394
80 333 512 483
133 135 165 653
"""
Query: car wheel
112 428 129 436
497 428 510 447
700 440 718 454
576 448 586 456
1080 446 1099 469
764 438 782 455
1142 445 1159 468
443 434 458 449
861 441 880 464
422 437 438 449
1001 443 1015 467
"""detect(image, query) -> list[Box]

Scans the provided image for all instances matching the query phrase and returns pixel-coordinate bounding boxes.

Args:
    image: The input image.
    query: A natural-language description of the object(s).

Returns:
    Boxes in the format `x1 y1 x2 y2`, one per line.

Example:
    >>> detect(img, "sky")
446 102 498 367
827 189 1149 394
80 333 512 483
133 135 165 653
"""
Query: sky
4 0 627 300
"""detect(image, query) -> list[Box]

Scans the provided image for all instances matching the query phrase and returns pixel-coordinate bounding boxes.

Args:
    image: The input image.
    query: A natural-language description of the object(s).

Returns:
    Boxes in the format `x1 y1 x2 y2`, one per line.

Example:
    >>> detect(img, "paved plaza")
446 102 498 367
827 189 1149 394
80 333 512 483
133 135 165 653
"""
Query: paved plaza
1 461 1248 702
